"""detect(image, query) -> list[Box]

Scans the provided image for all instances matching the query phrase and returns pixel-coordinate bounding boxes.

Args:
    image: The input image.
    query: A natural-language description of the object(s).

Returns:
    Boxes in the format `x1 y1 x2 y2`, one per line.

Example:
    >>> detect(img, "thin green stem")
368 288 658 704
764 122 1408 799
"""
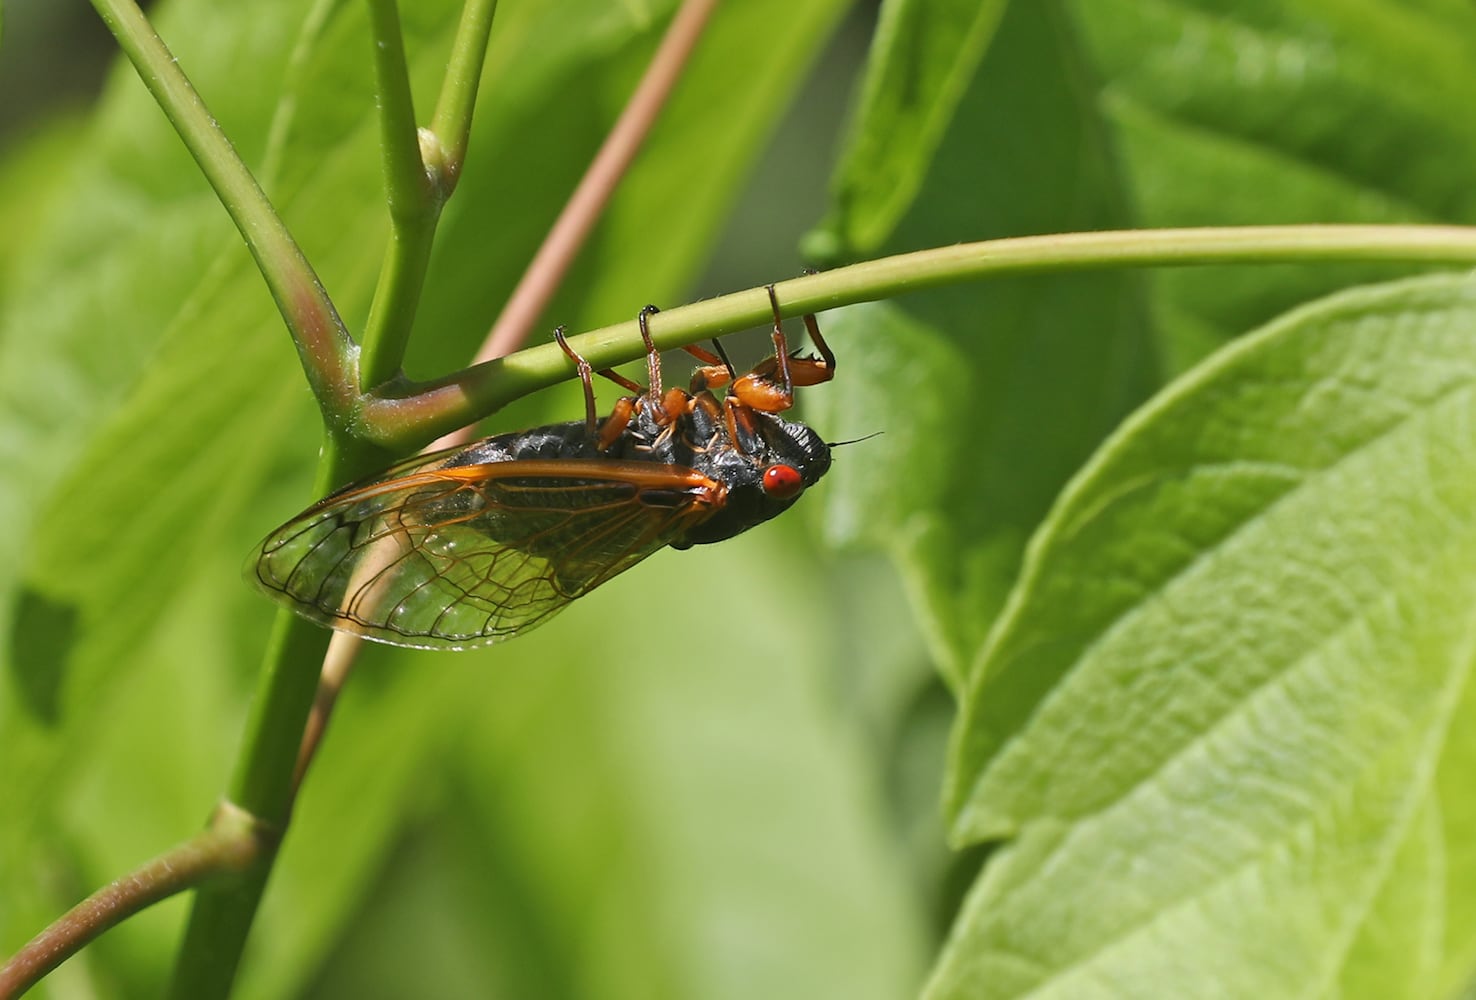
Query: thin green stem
429 0 499 187
89 0 359 418
366 0 430 224
0 806 270 1000
359 0 439 390
358 223 1476 450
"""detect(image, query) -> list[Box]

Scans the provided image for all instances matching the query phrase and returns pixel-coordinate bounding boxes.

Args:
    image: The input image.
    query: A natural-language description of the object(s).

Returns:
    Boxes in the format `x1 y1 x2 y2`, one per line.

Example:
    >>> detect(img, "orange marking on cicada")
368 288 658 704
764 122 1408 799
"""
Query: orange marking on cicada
598 396 637 451
688 364 730 392
435 458 725 496
659 386 690 424
723 284 837 414
683 342 735 392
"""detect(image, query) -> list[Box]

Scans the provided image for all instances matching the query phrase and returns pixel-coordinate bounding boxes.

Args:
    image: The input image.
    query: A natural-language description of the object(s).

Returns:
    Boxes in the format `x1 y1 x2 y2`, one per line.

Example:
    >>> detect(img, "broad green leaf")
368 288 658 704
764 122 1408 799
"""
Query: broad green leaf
810 0 1158 683
814 0 1476 689
935 272 1476 998
813 0 1010 256
1066 0 1476 369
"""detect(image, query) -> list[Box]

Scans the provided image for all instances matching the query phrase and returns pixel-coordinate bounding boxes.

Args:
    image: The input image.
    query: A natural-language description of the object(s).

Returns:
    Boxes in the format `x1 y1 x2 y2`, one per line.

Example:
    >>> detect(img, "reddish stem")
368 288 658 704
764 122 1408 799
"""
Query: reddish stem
0 805 273 1000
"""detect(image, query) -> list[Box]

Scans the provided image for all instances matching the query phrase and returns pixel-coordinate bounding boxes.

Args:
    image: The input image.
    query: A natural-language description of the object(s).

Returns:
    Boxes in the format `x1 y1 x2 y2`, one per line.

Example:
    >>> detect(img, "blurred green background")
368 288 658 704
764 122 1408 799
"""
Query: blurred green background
9 0 1476 997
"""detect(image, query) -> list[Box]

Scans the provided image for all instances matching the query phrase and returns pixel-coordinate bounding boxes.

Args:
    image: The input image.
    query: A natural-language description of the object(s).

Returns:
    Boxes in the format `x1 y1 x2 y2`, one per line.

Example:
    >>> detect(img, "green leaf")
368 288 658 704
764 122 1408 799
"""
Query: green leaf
813 0 1476 690
811 0 1010 257
934 272 1476 998
810 0 1159 683
1067 0 1476 369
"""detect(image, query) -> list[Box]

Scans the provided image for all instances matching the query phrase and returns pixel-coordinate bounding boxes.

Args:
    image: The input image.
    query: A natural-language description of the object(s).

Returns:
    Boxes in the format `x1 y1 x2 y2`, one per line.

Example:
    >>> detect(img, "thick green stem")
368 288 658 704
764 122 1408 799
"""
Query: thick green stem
165 616 334 999
358 223 1476 450
158 1 505 993
165 434 369 1000
357 0 499 391
89 0 359 417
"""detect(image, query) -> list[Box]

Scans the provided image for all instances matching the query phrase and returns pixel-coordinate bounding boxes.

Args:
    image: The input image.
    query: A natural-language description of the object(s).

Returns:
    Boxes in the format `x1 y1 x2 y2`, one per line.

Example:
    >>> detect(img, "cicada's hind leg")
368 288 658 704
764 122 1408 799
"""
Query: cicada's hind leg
791 266 836 382
553 325 599 436
555 323 641 450
587 304 698 449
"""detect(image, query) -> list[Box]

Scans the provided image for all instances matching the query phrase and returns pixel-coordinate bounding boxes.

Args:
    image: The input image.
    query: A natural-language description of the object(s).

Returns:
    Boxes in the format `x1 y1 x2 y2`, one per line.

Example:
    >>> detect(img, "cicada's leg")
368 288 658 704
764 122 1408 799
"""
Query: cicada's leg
590 304 690 446
637 304 664 401
726 283 836 414
555 322 654 447
795 312 836 384
685 340 735 392
722 395 761 455
625 304 691 426
768 282 835 388
597 396 638 451
595 303 664 398
596 367 644 395
553 325 599 436
792 267 835 380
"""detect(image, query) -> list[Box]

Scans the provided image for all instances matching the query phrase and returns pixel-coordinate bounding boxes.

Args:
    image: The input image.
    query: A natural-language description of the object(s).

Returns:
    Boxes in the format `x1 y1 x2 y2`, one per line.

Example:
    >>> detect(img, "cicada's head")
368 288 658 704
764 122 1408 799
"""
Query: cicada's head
672 412 831 548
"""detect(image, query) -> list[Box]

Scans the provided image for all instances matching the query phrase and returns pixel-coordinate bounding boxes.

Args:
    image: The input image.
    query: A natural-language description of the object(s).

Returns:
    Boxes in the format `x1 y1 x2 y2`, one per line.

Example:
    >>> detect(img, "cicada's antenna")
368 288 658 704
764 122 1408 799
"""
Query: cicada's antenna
826 431 883 448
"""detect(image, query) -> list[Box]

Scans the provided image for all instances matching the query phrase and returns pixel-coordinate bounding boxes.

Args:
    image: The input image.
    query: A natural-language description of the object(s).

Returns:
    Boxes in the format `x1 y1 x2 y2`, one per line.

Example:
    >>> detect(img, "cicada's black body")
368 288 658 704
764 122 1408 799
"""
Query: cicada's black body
436 396 831 548
250 287 836 650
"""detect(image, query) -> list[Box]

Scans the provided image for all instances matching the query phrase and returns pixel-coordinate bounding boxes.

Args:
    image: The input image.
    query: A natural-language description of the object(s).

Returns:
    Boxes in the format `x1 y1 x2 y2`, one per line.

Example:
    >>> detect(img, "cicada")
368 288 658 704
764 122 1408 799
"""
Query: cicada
249 285 835 649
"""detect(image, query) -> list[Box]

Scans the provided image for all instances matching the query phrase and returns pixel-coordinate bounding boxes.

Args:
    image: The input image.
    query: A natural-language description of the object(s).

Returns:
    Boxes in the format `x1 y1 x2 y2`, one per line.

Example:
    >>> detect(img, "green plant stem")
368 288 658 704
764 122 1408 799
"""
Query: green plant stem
429 0 499 188
357 0 498 391
358 0 440 390
89 0 359 417
359 223 1476 450
0 807 270 1000
366 0 429 223
165 619 333 999
165 437 363 1000
161 2 504 992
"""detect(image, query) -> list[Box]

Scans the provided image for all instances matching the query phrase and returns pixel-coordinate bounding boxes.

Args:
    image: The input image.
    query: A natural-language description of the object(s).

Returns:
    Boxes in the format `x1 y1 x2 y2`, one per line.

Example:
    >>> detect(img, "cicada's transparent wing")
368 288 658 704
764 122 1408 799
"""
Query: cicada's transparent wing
250 458 725 649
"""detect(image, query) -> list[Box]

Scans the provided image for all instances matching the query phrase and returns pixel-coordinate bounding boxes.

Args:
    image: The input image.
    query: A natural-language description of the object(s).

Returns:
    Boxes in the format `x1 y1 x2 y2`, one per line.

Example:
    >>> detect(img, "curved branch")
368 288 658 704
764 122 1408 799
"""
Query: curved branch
357 223 1476 450
0 804 274 1000
89 0 359 415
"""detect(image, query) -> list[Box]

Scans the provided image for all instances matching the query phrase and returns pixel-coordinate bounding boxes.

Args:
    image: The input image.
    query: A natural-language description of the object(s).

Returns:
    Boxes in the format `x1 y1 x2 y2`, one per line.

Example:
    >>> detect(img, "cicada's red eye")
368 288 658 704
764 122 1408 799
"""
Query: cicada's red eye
761 463 805 500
